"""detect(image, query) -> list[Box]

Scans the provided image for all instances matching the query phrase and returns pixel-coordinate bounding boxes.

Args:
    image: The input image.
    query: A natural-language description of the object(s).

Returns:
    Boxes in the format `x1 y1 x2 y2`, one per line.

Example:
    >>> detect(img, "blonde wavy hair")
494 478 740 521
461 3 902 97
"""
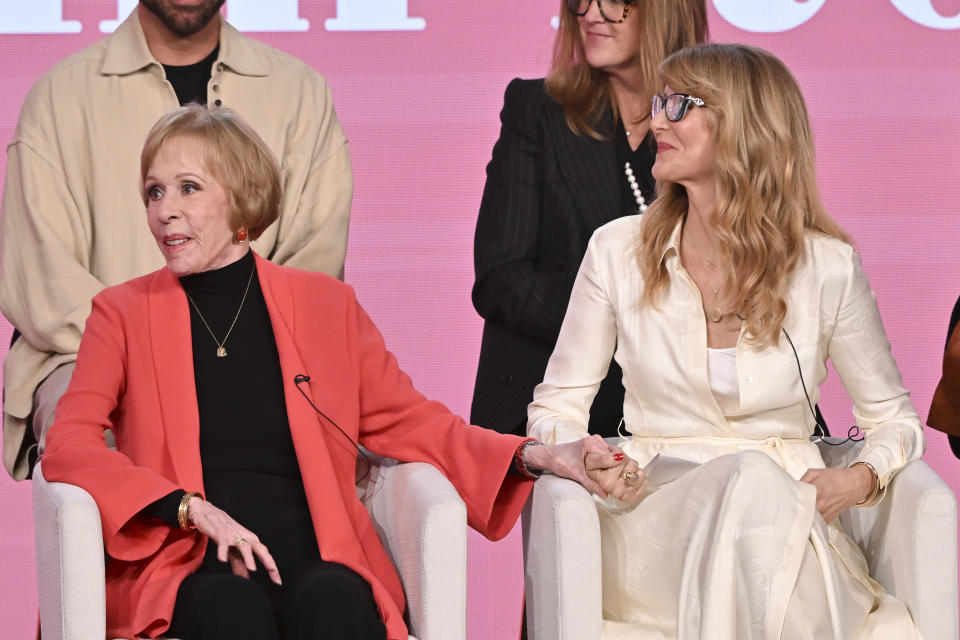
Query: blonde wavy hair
638 44 851 347
546 0 708 138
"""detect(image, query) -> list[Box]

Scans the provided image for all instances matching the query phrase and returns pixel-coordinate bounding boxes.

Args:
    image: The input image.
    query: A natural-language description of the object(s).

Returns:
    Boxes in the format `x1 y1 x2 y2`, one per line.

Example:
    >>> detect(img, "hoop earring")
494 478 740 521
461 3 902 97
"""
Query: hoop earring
234 227 248 243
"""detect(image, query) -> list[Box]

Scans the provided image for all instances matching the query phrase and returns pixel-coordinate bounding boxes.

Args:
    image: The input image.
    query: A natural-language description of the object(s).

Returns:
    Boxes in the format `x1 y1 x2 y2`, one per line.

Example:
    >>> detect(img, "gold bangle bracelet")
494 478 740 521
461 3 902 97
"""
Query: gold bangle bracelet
851 462 880 506
178 491 202 531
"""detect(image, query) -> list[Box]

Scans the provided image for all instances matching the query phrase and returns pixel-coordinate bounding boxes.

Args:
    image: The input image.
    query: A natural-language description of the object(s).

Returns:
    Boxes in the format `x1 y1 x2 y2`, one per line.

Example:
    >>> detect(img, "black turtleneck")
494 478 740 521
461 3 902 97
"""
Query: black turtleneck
143 251 320 564
180 251 296 476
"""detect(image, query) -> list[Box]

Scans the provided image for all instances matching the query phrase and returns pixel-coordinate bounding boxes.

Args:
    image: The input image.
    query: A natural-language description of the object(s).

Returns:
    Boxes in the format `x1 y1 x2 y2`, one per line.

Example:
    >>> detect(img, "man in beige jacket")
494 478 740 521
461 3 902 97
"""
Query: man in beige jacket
0 0 353 479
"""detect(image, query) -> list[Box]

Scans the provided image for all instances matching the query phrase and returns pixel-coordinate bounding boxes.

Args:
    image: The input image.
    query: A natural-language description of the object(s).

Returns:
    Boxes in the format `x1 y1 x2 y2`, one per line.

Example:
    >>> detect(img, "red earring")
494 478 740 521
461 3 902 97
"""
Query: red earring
234 227 248 243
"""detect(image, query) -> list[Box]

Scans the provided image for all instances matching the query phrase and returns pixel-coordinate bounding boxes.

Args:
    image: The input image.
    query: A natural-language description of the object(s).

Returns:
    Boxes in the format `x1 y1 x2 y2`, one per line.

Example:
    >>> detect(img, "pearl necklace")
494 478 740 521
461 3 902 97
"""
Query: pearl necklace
624 162 648 214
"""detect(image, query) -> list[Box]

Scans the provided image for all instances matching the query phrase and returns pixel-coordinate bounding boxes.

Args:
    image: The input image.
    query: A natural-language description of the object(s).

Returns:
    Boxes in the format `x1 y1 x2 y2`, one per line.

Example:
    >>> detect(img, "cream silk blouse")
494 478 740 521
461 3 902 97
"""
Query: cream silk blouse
527 215 924 491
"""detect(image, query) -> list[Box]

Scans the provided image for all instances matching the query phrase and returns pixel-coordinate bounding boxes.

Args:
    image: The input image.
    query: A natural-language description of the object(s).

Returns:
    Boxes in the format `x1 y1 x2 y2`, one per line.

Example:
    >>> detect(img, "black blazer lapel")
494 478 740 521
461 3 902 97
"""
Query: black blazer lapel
546 104 620 231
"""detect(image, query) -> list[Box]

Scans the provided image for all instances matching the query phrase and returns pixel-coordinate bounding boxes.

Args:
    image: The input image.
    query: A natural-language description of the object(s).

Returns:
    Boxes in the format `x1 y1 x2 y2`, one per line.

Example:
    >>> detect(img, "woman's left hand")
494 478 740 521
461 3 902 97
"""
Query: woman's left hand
584 452 647 505
186 497 282 585
799 465 876 523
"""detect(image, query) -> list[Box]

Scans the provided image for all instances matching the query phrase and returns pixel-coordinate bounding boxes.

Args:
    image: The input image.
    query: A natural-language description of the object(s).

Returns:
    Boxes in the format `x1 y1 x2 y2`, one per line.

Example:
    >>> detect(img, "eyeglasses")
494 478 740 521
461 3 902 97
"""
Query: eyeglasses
651 93 705 122
566 0 635 24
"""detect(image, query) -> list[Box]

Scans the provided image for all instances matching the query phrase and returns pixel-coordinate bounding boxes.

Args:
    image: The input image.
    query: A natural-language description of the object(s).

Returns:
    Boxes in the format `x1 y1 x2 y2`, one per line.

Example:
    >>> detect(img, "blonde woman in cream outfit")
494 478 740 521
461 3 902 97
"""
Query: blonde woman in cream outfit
527 44 924 639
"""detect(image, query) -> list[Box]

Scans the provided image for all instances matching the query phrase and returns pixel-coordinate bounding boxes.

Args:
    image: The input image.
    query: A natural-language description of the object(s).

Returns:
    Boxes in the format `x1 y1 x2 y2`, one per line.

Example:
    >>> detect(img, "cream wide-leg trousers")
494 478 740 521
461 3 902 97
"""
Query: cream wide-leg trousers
596 449 921 640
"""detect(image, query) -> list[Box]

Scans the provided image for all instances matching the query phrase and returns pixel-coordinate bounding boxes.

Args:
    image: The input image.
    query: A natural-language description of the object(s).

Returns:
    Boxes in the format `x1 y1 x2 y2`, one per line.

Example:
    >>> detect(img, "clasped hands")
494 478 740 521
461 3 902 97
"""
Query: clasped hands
582 436 647 506
526 434 647 505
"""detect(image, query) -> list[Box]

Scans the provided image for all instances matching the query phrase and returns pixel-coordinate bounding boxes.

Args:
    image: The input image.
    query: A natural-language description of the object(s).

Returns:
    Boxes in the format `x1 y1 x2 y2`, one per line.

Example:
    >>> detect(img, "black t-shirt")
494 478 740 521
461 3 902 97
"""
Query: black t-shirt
163 45 219 106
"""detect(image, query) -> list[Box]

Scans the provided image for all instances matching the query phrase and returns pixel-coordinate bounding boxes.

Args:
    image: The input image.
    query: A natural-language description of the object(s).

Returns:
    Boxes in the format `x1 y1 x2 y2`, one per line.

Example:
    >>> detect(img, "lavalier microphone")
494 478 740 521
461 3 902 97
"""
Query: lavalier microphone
293 373 370 483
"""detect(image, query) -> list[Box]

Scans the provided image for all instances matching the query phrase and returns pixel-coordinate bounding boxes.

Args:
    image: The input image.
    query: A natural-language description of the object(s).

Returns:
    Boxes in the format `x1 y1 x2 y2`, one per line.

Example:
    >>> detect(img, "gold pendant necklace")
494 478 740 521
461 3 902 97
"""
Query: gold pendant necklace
684 228 726 322
185 265 255 358
707 277 723 322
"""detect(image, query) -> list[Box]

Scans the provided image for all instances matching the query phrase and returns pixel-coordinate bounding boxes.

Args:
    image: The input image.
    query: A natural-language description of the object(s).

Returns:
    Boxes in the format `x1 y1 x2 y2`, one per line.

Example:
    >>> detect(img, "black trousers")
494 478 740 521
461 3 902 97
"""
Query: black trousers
166 558 387 640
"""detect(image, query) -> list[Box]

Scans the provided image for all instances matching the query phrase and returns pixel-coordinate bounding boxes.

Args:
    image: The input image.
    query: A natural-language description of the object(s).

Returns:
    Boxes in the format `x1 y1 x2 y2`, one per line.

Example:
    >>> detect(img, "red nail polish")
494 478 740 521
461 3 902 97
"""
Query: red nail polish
614 453 624 462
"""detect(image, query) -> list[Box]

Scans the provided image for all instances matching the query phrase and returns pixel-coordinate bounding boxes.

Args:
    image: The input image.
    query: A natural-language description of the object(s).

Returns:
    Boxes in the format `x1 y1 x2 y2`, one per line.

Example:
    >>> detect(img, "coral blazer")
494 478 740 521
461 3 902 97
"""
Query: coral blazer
42 253 531 640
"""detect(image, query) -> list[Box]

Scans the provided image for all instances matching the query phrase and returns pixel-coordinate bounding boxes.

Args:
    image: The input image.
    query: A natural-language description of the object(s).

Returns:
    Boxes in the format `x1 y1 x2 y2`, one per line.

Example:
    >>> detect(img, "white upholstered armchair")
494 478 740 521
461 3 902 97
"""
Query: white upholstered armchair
522 439 958 640
33 455 469 640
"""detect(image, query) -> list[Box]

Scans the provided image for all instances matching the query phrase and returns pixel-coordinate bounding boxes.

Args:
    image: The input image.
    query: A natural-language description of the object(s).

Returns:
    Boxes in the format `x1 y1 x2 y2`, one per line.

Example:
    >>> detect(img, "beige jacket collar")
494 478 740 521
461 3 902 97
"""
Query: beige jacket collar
101 10 268 77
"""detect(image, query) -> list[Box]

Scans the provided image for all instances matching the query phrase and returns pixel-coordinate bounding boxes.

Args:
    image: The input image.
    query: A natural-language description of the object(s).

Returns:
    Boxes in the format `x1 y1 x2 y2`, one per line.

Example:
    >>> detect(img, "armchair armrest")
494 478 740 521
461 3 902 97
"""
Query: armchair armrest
522 474 602 640
32 461 107 640
360 456 467 640
841 460 958 640
819 439 959 640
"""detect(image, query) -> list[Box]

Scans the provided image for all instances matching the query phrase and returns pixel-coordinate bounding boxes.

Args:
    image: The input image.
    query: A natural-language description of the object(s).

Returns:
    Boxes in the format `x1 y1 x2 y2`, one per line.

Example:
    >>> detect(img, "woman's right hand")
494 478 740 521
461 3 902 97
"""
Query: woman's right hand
526 434 621 497
186 497 282 585
525 435 647 503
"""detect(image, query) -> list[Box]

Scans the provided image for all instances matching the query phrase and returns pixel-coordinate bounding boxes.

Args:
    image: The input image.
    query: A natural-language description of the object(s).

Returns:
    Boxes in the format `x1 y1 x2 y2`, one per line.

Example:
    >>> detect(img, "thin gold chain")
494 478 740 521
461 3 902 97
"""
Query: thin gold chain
683 228 724 292
682 227 730 322
184 264 255 358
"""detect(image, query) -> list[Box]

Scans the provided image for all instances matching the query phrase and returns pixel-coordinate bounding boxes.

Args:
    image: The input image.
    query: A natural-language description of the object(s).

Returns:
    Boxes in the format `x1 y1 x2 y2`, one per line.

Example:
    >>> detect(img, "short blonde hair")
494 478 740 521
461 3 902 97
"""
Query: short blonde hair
638 44 850 347
546 0 708 138
140 104 281 240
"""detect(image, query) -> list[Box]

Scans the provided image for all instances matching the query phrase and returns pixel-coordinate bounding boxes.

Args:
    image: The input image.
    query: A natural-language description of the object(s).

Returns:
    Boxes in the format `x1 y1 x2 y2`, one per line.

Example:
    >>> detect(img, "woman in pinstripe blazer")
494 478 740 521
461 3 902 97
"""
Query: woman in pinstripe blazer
470 0 707 436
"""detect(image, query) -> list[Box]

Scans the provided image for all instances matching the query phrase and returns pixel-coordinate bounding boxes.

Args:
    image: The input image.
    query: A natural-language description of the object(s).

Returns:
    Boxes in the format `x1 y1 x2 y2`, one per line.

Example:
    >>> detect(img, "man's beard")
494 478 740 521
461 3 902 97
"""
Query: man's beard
140 0 226 37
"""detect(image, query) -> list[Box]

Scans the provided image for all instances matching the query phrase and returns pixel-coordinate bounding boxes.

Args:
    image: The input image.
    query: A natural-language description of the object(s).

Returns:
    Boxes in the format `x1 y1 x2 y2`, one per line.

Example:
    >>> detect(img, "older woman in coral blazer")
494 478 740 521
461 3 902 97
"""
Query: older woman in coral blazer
41 105 626 640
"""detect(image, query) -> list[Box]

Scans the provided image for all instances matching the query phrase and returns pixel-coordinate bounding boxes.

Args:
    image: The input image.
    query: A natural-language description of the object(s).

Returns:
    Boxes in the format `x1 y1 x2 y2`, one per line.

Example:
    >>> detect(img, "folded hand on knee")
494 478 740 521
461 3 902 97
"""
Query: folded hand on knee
799 466 876 523
186 496 283 585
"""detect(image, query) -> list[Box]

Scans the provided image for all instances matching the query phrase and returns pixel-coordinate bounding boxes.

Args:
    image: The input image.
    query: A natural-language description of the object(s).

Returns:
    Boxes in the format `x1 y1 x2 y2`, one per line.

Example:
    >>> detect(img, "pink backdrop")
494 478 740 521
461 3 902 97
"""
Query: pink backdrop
1 1 959 638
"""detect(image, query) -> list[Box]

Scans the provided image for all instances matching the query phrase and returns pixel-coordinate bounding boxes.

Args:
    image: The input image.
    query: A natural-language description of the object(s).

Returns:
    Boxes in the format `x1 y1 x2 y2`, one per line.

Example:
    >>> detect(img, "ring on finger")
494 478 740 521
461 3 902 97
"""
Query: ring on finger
620 470 639 486
234 537 248 546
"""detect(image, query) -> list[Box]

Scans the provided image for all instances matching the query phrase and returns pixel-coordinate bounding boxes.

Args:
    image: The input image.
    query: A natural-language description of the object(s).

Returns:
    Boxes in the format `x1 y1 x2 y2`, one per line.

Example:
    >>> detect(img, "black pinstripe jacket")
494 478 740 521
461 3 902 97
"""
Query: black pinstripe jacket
469 78 655 436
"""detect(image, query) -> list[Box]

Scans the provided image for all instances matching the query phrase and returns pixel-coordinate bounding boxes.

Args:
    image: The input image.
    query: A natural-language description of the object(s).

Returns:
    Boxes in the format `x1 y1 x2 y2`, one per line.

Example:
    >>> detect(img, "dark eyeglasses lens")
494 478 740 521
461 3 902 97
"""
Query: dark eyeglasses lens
567 0 587 14
665 94 687 121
